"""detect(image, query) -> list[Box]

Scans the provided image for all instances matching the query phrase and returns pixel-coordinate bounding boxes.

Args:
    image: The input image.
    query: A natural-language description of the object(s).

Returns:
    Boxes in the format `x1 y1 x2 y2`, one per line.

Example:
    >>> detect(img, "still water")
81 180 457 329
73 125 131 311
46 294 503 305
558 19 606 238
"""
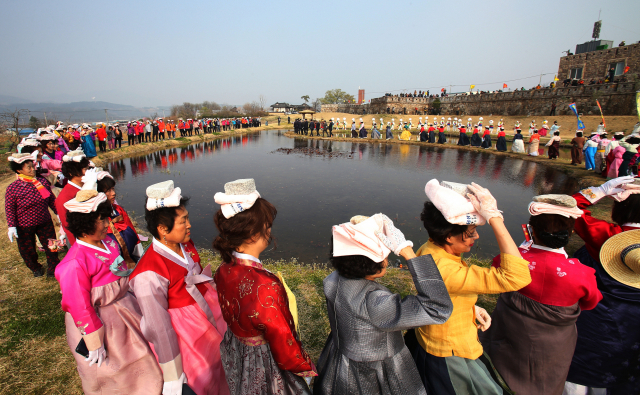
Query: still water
105 131 579 263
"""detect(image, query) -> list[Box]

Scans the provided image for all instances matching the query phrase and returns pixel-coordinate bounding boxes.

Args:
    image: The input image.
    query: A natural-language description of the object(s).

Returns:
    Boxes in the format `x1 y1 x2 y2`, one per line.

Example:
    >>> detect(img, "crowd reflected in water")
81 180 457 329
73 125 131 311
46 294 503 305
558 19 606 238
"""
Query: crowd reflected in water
106 131 579 263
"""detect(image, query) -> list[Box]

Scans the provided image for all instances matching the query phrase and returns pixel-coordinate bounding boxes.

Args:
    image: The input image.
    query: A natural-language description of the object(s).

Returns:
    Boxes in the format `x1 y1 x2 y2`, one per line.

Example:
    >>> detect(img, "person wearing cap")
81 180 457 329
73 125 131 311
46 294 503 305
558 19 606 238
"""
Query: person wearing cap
481 126 492 149
144 120 152 143
56 150 92 245
570 131 585 165
5 151 63 277
55 173 163 394
511 127 525 153
457 123 470 146
563 177 640 394
314 214 453 395
152 121 160 142
212 179 316 394
583 134 598 170
158 118 166 140
129 181 228 395
136 121 145 143
546 130 562 160
527 129 540 156
480 195 601 395
413 180 532 395
95 123 107 153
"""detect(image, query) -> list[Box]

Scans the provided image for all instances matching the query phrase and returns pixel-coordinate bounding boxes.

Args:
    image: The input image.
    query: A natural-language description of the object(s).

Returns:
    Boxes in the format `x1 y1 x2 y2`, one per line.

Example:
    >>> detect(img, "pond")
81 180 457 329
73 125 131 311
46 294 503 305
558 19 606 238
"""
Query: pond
105 131 580 264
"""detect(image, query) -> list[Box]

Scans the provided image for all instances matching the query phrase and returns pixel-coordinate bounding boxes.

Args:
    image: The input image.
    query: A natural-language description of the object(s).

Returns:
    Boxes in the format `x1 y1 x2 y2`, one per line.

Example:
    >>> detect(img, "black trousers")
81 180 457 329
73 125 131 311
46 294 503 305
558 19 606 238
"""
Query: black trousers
128 135 135 145
115 137 122 148
16 221 59 275
152 132 158 142
98 140 106 152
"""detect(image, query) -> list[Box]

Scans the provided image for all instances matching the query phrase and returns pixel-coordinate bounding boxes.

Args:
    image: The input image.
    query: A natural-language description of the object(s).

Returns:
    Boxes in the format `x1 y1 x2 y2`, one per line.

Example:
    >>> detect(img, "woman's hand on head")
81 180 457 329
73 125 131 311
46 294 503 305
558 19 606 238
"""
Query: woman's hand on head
467 183 503 221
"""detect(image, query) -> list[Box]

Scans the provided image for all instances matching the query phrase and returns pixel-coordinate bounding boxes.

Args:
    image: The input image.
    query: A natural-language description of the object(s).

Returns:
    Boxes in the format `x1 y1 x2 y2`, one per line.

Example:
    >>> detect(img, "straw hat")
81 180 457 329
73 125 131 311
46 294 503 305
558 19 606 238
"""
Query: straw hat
600 229 640 289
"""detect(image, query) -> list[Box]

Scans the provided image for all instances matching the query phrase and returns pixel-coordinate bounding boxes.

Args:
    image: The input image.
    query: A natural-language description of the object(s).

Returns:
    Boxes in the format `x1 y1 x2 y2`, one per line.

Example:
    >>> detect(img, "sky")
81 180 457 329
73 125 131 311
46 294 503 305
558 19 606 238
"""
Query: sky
1 0 638 107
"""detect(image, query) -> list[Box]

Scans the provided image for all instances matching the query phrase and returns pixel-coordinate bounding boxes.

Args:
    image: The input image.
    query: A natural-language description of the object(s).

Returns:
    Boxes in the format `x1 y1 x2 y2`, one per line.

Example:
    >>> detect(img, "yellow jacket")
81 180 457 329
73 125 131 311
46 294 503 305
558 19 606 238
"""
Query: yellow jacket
416 239 531 359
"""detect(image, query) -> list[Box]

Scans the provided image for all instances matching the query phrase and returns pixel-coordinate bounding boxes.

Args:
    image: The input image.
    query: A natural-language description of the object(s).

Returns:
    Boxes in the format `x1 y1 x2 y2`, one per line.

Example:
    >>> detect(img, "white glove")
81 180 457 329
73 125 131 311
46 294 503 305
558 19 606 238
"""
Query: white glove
56 215 67 243
579 176 635 203
372 213 413 255
81 168 99 191
467 182 503 221
474 305 492 332
85 345 108 367
163 373 187 395
8 227 18 242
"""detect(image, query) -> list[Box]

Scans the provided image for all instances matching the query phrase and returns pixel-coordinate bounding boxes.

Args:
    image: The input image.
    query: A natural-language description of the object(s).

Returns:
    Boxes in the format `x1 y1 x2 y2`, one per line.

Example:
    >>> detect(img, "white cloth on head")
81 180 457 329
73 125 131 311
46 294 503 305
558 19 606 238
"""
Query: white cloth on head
332 215 391 263
96 171 113 181
214 191 261 219
609 182 640 202
64 193 108 213
8 150 39 164
147 187 182 211
424 179 486 225
528 202 584 218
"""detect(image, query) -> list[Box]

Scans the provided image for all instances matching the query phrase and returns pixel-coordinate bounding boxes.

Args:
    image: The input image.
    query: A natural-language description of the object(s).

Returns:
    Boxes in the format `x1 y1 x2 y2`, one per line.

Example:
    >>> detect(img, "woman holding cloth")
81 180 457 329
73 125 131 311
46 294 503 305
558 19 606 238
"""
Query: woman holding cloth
413 179 532 395
129 180 229 395
213 178 316 394
314 213 453 395
528 129 540 156
55 171 163 394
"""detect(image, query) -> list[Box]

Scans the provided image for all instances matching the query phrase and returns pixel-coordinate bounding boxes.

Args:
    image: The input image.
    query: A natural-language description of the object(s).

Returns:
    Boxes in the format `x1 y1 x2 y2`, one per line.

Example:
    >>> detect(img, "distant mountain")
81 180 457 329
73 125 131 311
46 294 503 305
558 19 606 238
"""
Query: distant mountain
0 100 171 123
0 95 33 106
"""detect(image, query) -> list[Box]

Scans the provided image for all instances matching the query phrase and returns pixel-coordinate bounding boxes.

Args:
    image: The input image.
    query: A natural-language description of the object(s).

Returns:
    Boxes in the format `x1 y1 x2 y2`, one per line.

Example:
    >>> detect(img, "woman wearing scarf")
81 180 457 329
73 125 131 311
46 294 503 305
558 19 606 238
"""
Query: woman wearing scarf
511 128 525 153
96 171 144 263
545 130 562 160
314 214 453 395
470 125 482 147
130 180 228 395
55 174 163 394
212 179 316 394
495 128 507 151
564 177 640 394
527 129 540 156
480 194 601 395
570 131 585 165
413 179 532 395
5 151 64 277
481 126 492 149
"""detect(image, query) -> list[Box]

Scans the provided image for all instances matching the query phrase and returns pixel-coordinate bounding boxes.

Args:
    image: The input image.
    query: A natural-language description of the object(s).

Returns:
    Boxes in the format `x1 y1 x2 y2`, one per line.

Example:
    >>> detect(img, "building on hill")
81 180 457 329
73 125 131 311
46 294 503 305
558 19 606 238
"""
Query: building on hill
557 42 639 83
270 102 294 113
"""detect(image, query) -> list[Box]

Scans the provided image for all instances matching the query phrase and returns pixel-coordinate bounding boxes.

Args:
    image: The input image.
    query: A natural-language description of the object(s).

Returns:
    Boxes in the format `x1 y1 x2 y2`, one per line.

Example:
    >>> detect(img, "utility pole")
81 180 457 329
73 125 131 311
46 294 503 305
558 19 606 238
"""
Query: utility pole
44 112 47 126
105 109 109 126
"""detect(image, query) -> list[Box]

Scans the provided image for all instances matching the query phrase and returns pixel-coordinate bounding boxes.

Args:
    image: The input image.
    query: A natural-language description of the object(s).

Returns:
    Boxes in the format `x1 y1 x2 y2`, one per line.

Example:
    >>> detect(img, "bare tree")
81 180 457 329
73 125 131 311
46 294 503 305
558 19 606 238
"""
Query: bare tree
259 95 267 111
0 108 29 151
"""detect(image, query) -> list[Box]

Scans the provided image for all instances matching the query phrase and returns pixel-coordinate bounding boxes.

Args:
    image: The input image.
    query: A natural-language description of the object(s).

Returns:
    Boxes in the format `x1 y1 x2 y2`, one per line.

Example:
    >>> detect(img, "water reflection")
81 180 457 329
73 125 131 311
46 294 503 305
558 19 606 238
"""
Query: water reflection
107 131 579 263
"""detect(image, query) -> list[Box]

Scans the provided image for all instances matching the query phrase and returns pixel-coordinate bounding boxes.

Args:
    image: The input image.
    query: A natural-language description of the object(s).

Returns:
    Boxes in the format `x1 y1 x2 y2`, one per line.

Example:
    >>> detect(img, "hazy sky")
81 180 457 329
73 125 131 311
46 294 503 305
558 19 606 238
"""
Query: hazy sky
2 0 638 107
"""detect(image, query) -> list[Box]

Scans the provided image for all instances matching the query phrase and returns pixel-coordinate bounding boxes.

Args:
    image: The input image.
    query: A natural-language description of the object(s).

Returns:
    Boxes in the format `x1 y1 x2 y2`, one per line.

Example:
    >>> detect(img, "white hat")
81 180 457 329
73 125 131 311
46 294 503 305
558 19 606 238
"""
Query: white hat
8 150 39 164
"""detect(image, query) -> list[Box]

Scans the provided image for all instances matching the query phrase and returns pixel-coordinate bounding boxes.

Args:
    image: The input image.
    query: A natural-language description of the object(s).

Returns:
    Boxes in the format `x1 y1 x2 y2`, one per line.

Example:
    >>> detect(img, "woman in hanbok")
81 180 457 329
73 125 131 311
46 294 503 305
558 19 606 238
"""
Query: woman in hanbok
419 125 428 142
80 125 97 158
583 136 598 170
570 131 585 165
130 180 229 395
371 124 381 139
437 124 446 144
212 179 316 395
481 126 492 149
96 171 144 263
539 120 549 137
386 123 393 140
55 174 163 394
457 125 470 146
400 124 412 140
528 120 536 136
495 128 507 151
428 124 436 144
41 133 63 162
511 128 525 153
315 214 453 395
528 130 540 156
607 146 626 178
413 180 531 395
351 120 357 138
359 121 368 138
470 125 482 147
565 177 640 394
546 130 562 159
481 194 601 395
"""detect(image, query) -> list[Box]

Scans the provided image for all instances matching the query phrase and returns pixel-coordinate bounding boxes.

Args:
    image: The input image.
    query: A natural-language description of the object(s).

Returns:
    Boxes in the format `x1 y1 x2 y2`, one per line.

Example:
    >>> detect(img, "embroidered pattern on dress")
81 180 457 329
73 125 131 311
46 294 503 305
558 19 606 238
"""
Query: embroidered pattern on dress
528 261 536 270
238 277 255 298
557 267 567 277
76 321 89 335
95 254 108 263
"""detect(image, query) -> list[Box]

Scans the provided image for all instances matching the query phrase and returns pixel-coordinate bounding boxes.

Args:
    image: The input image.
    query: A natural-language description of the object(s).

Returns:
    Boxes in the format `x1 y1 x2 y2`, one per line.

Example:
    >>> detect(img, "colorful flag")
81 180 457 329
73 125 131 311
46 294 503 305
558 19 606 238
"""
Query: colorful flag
441 88 445 92
596 100 606 128
470 85 475 90
624 66 630 74
554 75 559 81
636 91 640 122
503 83 508 88
569 103 585 130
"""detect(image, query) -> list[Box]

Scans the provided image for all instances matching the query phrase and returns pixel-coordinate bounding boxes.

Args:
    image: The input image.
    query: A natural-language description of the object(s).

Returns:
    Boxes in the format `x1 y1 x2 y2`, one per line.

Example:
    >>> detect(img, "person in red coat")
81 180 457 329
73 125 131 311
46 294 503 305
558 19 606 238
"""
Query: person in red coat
56 150 92 245
95 124 107 152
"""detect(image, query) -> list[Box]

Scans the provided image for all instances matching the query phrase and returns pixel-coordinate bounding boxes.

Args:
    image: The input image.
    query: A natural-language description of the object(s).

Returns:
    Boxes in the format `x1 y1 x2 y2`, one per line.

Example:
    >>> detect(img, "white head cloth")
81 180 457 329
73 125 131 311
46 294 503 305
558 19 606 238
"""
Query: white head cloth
63 148 86 162
424 179 486 225
146 180 183 211
8 150 39 164
214 178 261 219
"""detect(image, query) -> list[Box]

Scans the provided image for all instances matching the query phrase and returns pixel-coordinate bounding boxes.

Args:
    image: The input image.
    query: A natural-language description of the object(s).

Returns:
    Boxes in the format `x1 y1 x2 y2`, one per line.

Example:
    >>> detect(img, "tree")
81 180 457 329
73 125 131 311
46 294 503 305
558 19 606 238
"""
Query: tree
0 108 29 151
259 95 267 111
29 116 41 129
319 89 355 104
312 98 322 112
301 95 310 104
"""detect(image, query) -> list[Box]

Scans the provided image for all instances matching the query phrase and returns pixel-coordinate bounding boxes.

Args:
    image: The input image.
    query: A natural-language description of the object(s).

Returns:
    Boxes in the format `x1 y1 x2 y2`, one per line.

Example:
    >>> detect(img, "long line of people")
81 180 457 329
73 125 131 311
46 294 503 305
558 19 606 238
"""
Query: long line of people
5 128 640 395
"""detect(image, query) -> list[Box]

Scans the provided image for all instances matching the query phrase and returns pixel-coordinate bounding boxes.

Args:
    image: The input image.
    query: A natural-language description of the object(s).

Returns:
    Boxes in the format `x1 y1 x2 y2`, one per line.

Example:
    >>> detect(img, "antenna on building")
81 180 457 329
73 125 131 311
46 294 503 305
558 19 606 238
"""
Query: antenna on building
592 19 602 40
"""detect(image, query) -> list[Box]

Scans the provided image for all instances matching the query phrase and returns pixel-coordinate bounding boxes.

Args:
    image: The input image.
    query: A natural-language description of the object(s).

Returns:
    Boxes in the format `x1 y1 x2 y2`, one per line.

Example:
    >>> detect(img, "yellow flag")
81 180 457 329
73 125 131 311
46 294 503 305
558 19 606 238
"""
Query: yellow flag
636 91 640 122
554 75 559 81
470 85 475 90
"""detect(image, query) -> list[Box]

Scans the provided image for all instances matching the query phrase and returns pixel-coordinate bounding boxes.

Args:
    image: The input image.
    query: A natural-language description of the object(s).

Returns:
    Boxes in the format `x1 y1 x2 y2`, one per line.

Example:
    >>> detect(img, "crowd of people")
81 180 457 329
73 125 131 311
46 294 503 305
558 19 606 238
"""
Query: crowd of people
5 115 640 395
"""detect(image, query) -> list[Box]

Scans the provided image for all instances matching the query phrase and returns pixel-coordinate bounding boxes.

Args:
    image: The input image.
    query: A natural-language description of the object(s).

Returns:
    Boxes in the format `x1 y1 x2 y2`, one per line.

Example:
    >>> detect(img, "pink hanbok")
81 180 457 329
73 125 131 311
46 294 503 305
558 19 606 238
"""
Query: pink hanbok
607 146 626 179
129 238 229 395
55 235 163 394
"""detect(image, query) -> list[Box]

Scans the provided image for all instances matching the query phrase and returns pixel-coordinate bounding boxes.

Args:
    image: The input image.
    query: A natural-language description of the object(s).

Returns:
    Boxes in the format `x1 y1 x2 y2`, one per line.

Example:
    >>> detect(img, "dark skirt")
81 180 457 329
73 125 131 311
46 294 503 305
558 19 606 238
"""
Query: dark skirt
457 133 470 146
470 133 482 147
617 151 637 176
437 132 447 144
548 141 560 159
480 291 580 395
481 135 492 148
351 130 358 138
359 129 367 138
495 136 507 151
419 132 428 142
428 131 436 143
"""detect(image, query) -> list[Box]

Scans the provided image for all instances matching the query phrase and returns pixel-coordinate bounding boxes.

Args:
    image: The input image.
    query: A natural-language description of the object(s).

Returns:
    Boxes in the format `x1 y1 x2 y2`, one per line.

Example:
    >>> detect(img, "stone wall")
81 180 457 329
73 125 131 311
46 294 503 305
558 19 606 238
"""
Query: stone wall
557 43 640 81
321 82 638 116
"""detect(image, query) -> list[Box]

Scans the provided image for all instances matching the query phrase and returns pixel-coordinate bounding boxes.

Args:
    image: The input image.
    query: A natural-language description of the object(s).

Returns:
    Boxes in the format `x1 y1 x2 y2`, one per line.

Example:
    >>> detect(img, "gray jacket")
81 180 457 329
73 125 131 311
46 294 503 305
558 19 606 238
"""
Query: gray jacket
323 255 452 362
